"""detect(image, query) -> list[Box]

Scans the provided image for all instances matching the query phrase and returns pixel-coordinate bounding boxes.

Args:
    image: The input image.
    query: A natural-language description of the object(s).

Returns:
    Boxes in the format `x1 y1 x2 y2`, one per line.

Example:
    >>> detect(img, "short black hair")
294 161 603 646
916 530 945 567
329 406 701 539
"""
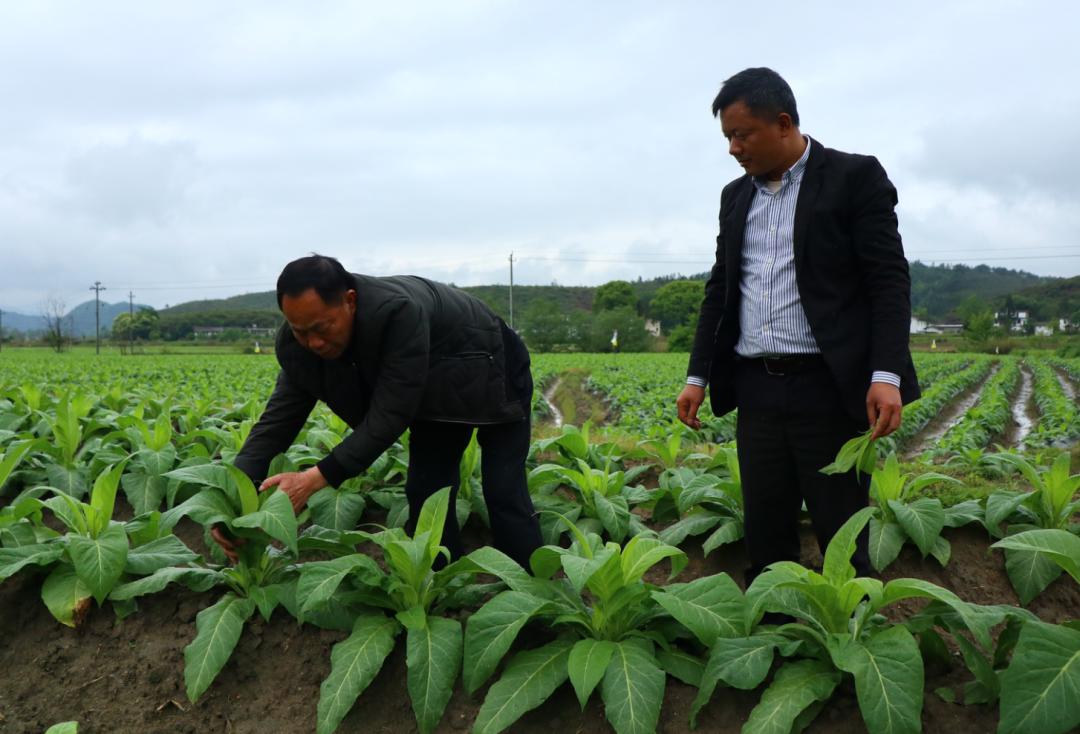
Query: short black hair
711 67 799 126
276 254 353 309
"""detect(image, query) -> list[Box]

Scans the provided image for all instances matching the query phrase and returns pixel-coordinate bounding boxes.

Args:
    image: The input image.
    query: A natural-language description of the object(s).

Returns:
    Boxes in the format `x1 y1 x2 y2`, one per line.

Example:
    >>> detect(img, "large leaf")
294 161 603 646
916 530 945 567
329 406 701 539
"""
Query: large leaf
123 535 199 575
88 462 128 537
889 498 946 557
41 564 93 627
742 658 840 734
0 543 64 580
413 486 451 559
992 528 1080 585
833 626 923 734
651 572 745 646
593 492 630 541
620 534 687 584
308 488 366 531
1003 547 1064 606
881 577 997 649
657 511 721 547
463 590 549 694
232 488 298 554
600 639 665 734
184 593 257 702
998 620 1080 734
298 555 384 616
568 638 616 709
406 616 462 734
160 488 235 531
869 517 906 572
942 499 985 529
701 519 744 556
821 507 875 585
110 566 224 600
316 614 400 734
68 523 129 604
474 638 574 734
690 633 781 728
120 471 168 516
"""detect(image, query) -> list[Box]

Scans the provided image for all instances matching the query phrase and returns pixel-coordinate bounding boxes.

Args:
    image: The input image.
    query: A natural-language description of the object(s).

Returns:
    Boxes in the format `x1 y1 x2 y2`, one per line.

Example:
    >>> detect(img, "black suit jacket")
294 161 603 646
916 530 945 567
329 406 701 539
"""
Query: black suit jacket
687 138 920 423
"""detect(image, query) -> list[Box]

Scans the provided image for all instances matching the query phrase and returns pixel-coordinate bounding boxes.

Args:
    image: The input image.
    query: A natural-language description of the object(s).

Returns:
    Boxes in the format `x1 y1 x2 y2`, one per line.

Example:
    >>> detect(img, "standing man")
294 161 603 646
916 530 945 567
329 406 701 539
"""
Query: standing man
216 254 543 569
676 68 919 582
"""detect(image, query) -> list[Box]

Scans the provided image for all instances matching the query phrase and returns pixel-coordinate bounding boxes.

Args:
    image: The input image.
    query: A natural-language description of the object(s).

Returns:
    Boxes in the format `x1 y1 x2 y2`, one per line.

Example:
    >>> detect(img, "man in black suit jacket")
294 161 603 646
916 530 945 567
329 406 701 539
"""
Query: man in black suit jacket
676 68 919 583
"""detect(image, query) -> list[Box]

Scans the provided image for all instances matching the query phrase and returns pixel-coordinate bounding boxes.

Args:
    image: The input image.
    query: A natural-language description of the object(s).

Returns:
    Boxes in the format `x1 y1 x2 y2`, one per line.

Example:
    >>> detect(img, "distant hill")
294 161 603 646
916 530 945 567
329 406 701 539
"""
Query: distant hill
989 274 1079 322
0 300 151 337
139 262 1063 326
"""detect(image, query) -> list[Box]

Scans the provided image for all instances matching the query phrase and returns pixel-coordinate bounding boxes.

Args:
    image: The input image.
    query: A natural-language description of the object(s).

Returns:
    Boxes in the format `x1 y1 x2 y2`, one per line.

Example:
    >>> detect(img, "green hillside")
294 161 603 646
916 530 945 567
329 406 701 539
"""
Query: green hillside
155 262 1064 327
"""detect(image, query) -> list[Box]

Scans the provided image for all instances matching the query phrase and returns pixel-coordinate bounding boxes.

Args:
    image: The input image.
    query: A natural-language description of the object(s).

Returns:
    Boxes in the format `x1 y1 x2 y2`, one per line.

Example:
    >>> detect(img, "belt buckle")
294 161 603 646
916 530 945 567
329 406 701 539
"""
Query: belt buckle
762 357 786 376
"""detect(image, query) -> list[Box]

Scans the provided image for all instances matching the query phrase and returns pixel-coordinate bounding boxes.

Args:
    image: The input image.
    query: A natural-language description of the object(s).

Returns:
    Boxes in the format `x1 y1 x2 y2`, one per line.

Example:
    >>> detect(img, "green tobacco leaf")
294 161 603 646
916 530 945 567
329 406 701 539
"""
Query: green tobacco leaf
68 523 129 604
406 616 462 734
0 440 37 488
568 638 615 709
316 614 399 734
45 464 88 500
593 492 630 541
993 529 1080 585
822 507 875 585
160 489 235 531
463 590 549 694
184 593 257 702
984 491 1031 537
889 498 946 557
942 499 985 529
869 517 906 572
701 520 744 557
834 626 923 734
41 564 93 627
601 639 664 734
655 647 704 687
620 534 687 584
0 543 64 581
657 511 721 547
414 486 451 559
474 638 574 734
1003 547 1064 606
225 465 260 515
110 566 224 601
298 555 383 617
881 578 995 648
123 535 198 575
120 472 168 516
705 634 780 690
998 620 1080 734
44 723 78 734
308 488 366 531
651 572 745 646
450 545 533 593
88 462 128 537
928 536 951 566
743 659 840 734
232 489 298 554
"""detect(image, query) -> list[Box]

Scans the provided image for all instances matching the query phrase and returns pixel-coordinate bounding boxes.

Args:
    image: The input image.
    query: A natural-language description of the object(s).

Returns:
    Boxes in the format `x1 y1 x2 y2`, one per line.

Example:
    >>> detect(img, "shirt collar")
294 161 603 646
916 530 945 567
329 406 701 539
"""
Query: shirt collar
752 135 811 193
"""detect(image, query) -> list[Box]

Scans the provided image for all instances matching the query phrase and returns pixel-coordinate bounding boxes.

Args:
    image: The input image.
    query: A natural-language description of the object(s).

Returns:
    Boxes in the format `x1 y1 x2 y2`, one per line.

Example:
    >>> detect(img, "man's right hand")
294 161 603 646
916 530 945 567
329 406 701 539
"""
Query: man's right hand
677 384 706 430
210 524 245 565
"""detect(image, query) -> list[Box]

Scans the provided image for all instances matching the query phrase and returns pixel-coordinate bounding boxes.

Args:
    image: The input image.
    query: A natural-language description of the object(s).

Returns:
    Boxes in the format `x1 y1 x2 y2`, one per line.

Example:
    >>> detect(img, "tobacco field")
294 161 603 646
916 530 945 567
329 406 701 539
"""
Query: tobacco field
0 349 1078 734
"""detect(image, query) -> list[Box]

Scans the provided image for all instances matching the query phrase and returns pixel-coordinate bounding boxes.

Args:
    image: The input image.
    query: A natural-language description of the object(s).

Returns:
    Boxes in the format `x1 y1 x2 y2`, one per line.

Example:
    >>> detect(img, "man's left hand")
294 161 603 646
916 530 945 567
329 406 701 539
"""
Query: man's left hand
866 383 903 440
260 467 328 514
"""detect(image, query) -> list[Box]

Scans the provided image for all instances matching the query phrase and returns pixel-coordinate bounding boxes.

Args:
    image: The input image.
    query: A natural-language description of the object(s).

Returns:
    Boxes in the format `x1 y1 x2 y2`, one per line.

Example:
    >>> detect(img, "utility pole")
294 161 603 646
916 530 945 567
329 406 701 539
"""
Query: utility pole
89 281 106 355
128 290 134 354
508 251 515 330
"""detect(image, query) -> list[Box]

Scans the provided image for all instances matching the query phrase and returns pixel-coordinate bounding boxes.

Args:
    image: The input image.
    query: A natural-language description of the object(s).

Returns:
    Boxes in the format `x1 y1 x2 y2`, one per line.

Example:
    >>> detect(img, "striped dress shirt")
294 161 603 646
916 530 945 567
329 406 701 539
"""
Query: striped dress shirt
688 136 900 389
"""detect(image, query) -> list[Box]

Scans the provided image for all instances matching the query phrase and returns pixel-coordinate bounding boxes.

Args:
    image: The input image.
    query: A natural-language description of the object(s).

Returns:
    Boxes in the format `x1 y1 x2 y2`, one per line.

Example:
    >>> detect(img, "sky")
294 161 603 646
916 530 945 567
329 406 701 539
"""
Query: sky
1 0 1078 314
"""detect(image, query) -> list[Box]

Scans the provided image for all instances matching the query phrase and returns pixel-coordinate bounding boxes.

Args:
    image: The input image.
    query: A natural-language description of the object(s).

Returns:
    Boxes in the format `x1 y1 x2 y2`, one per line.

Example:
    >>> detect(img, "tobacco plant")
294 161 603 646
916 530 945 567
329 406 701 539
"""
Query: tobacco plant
865 452 976 571
110 463 299 702
294 487 522 734
692 507 1026 734
651 457 745 555
527 459 649 542
984 452 1080 602
461 518 687 734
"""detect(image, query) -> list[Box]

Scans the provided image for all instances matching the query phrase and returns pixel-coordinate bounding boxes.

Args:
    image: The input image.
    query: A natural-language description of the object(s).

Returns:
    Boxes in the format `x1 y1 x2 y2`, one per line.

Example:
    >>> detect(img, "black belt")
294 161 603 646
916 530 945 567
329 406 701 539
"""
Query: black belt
741 353 825 376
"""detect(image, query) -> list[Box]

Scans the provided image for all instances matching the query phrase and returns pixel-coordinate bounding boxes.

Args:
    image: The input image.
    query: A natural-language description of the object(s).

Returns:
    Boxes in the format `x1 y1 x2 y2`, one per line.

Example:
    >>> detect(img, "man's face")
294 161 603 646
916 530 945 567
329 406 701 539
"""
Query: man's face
720 100 793 180
281 288 356 359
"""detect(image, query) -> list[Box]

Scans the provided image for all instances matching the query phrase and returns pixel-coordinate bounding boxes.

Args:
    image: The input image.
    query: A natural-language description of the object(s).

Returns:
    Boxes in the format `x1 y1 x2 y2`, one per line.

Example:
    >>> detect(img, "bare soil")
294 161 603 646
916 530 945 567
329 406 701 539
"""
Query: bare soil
2 515 1077 734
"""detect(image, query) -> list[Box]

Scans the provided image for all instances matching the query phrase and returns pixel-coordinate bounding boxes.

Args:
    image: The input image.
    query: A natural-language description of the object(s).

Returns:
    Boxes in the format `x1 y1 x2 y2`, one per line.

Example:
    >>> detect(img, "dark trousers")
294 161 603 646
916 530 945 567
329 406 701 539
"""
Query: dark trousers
734 357 872 585
403 323 542 570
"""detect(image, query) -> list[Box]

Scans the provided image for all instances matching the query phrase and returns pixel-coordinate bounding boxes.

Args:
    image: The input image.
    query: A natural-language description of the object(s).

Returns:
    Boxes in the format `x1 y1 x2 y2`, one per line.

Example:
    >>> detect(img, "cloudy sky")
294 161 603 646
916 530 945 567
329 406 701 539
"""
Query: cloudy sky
1 0 1078 314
